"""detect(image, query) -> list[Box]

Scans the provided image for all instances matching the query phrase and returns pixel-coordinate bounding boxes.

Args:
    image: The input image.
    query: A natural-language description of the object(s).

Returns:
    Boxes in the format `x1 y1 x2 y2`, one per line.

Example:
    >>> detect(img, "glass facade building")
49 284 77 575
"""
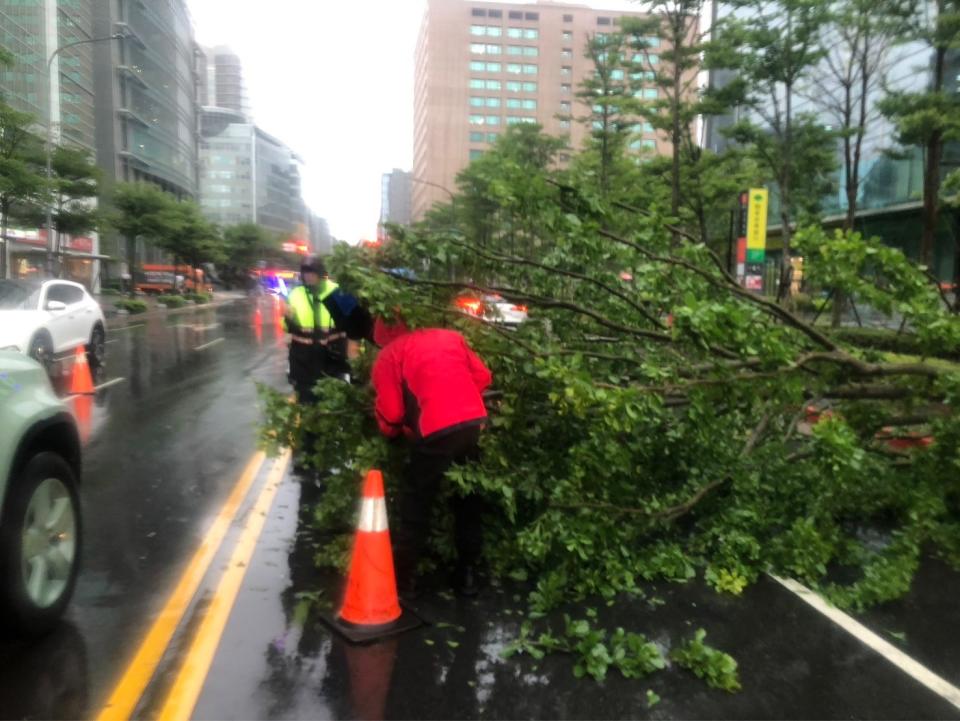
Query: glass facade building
705 2 959 280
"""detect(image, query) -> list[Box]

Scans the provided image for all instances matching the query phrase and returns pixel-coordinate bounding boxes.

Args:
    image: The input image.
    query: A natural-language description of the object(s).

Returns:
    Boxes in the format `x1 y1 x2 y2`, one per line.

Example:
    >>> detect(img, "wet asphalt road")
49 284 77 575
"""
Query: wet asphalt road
0 296 958 719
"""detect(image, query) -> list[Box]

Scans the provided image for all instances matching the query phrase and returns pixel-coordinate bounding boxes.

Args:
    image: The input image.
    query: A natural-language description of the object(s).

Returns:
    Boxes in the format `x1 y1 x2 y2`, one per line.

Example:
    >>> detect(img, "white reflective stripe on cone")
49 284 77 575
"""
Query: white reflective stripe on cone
358 497 389 532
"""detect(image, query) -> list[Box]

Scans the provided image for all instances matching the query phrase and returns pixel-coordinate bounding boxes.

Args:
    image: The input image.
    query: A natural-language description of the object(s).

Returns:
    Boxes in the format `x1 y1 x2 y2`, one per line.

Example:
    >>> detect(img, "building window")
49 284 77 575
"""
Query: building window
486 132 499 142
470 131 484 142
632 70 657 82
611 69 625 80
524 28 539 39
488 44 502 54
489 9 502 18
506 98 522 109
507 27 522 38
469 114 485 125
486 115 501 125
560 66 572 76
508 45 523 55
506 116 522 125
486 79 502 90
597 16 612 25
523 81 537 92
525 12 539 20
641 88 658 99
472 7 486 16
522 99 537 110
633 35 661 48
487 26 502 36
561 83 571 93
563 13 574 22
486 62 502 72
508 10 522 19
470 96 485 107
507 63 522 74
560 101 571 112
470 149 484 160
471 43 486 54
470 78 485 89
560 119 571 129
523 64 538 75
562 31 573 41
634 53 660 64
486 97 501 108
471 25 486 35
506 80 521 92
470 61 486 71
642 139 656 149
561 48 573 58
523 46 538 57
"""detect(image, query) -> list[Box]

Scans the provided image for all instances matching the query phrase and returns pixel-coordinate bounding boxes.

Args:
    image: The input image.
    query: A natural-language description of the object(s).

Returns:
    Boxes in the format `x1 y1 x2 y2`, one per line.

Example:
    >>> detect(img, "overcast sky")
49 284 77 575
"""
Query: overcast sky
187 0 644 243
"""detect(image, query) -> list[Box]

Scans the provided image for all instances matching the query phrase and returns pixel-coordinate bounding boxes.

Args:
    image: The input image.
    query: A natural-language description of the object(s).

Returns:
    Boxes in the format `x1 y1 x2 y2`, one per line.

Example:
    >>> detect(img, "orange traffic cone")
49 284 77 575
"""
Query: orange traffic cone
70 394 93 444
69 346 95 395
323 470 422 643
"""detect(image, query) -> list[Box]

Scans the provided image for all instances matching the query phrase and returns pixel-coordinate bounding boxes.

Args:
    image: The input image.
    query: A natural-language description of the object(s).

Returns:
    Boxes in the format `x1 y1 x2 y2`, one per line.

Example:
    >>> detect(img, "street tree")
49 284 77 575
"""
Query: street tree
805 0 902 324
719 0 837 299
222 222 279 286
0 102 47 279
50 145 101 274
109 182 180 296
878 0 960 272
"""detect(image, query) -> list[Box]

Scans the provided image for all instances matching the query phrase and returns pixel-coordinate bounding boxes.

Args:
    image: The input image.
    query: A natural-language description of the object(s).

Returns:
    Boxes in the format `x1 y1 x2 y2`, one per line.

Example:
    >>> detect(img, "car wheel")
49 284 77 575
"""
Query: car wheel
28 333 54 374
87 324 106 369
0 452 82 636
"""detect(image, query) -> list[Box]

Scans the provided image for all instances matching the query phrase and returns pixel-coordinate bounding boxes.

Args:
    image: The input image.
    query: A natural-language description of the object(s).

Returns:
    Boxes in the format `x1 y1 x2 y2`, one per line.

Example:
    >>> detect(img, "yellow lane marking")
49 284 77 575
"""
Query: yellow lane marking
158 450 291 721
95 450 267 721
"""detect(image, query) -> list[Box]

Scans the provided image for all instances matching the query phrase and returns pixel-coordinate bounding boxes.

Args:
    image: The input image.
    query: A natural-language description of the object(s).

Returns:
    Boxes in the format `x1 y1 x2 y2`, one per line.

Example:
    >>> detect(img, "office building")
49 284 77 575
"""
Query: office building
198 45 252 120
308 212 333 255
413 0 678 219
0 0 101 284
381 169 413 226
199 108 307 238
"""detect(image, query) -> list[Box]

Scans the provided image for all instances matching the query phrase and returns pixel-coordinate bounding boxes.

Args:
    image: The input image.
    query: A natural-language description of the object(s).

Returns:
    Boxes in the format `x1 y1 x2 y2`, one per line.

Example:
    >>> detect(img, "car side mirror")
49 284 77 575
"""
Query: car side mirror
46 300 67 312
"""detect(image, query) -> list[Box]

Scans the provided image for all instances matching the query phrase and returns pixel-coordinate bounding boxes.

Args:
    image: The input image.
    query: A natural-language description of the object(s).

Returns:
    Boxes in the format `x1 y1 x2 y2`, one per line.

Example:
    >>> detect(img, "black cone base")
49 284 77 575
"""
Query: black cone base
320 604 425 644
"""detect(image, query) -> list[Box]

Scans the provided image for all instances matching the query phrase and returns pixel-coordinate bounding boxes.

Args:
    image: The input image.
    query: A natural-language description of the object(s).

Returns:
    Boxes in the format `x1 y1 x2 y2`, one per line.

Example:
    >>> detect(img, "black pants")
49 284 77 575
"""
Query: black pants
394 425 484 583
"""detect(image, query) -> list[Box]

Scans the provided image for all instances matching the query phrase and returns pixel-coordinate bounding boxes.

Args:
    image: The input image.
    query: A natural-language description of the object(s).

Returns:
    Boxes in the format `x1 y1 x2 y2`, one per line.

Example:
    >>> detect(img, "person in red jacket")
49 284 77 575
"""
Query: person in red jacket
370 317 492 597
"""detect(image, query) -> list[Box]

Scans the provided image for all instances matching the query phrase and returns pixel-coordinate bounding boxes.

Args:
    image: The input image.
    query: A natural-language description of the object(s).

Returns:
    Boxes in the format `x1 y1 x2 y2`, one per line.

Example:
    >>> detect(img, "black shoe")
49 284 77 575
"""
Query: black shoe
453 564 481 598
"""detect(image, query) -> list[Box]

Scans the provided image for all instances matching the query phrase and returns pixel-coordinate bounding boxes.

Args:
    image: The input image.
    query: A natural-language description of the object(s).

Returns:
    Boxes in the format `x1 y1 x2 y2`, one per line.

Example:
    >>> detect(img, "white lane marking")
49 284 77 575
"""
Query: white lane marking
194 337 225 352
95 377 126 391
357 497 389 532
111 323 145 332
770 574 960 710
175 323 221 331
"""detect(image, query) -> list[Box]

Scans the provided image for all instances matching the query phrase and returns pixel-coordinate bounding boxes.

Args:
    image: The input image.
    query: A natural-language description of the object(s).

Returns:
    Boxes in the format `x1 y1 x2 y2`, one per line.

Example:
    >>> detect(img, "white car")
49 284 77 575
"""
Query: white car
455 293 528 327
0 279 106 371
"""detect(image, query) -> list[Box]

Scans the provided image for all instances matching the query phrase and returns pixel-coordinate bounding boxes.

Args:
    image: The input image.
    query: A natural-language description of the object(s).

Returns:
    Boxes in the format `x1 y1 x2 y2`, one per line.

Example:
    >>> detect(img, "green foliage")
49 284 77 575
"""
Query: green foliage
114 299 148 314
261 123 960 691
184 292 212 304
51 145 100 239
670 629 741 692
157 294 189 309
0 101 47 277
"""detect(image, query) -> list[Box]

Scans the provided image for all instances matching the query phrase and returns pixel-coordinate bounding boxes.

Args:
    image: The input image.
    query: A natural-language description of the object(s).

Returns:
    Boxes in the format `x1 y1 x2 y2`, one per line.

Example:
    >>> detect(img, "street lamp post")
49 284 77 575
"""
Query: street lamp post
408 175 456 204
44 33 122 276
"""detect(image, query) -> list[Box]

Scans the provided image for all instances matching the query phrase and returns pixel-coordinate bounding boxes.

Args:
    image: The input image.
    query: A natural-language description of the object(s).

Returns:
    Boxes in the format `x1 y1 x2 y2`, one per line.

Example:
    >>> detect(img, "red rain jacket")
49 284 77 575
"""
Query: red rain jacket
372 328 492 440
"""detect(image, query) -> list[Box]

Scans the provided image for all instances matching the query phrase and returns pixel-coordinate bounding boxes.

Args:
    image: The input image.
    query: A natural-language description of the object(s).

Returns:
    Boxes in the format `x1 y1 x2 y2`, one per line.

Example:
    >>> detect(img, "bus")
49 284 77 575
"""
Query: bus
135 265 213 295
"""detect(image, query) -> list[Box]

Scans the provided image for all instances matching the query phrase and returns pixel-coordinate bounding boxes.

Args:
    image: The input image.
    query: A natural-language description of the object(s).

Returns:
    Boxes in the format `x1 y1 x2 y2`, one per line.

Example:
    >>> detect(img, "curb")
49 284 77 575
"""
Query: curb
105 297 241 330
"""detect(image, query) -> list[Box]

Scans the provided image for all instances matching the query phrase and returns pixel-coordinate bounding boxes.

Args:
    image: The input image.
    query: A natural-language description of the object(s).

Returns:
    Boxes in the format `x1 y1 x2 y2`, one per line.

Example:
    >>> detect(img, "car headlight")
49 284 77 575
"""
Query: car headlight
0 345 21 352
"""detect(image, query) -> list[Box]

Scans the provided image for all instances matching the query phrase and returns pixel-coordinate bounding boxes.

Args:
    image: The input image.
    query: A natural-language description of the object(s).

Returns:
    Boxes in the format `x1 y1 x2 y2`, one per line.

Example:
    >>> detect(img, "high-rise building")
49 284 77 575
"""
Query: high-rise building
0 0 101 284
413 0 672 219
91 0 200 274
198 45 252 120
308 212 333 255
381 169 413 226
198 108 307 238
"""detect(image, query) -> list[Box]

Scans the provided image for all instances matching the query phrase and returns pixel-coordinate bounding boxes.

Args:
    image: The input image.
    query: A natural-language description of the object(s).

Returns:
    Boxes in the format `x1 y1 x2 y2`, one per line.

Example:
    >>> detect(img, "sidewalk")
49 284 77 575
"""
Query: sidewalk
96 290 247 328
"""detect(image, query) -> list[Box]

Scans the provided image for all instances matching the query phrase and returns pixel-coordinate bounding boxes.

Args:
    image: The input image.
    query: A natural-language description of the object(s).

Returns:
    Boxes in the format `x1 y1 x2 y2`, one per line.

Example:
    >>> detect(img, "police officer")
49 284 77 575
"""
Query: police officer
283 256 350 403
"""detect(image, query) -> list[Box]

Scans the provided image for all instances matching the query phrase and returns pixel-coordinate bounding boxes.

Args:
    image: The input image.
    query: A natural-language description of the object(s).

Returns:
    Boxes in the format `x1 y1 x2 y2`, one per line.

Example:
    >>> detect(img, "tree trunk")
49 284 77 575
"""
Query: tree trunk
126 235 137 298
670 22 682 248
921 43 947 270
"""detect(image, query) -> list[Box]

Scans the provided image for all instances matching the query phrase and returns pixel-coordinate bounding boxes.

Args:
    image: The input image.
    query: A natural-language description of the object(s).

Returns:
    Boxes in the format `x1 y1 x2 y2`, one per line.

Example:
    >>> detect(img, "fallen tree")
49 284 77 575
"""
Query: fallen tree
260 127 960 688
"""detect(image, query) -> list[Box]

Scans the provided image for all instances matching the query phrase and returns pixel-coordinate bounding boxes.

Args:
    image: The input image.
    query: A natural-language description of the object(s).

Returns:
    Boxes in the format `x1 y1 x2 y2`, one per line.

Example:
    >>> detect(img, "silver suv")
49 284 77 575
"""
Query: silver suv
0 351 82 634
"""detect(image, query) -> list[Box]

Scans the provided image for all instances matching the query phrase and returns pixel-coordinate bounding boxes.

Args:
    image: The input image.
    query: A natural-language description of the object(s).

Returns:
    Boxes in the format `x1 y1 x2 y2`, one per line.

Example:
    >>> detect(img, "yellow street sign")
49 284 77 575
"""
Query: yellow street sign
746 188 768 251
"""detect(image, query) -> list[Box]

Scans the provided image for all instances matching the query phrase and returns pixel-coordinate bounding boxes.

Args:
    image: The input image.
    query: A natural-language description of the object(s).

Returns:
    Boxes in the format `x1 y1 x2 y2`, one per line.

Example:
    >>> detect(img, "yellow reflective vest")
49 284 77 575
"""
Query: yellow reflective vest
284 281 338 336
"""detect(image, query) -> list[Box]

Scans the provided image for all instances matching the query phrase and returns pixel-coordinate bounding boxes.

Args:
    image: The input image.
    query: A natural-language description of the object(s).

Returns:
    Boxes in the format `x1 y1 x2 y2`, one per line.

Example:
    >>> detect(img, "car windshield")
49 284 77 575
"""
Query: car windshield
0 280 41 310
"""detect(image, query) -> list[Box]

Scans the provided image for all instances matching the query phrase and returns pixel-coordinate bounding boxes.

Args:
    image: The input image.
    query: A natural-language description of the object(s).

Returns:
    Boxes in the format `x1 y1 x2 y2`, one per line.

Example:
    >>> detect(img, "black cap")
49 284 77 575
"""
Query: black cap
300 255 327 276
